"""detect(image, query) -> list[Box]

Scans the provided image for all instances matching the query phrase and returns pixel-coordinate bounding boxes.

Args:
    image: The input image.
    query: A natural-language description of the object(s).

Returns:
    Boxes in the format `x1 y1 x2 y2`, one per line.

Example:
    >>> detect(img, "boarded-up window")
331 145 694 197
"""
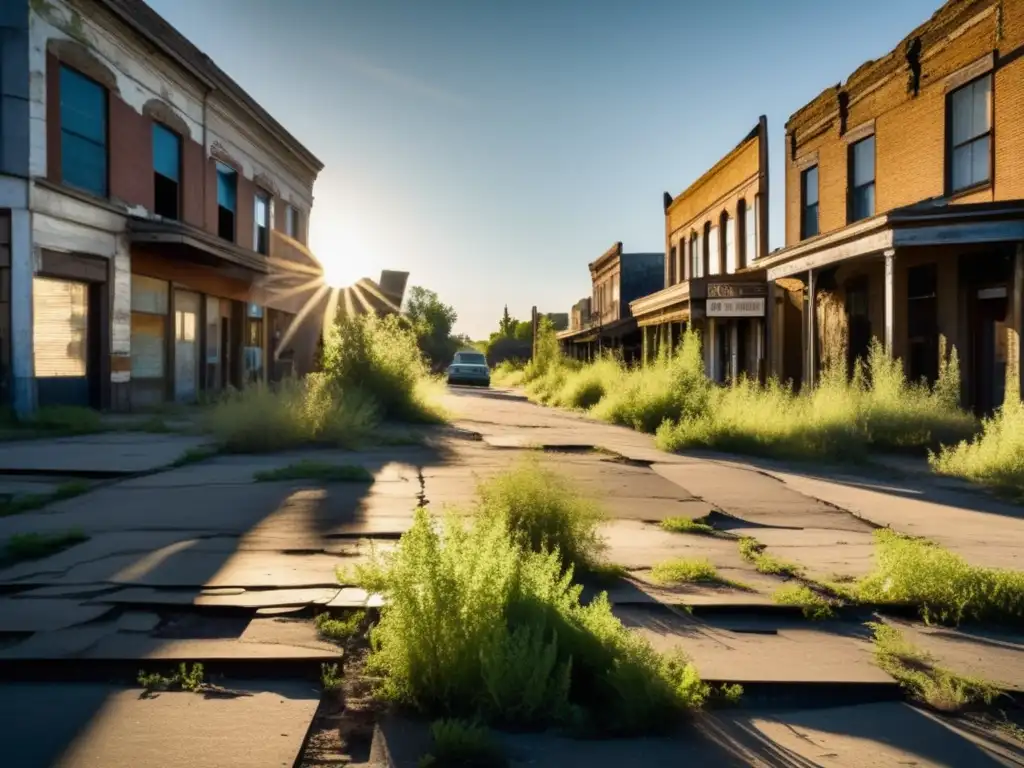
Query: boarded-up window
33 277 88 377
131 275 168 379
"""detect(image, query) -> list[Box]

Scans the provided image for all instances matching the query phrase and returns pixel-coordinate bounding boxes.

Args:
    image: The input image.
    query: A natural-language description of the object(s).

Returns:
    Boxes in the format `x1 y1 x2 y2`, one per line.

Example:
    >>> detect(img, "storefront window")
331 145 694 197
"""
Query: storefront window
245 304 264 383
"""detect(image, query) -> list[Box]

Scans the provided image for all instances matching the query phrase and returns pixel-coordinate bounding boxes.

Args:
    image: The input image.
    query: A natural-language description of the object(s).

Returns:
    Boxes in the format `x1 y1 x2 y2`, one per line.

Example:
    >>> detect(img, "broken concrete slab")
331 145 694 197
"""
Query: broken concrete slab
616 606 893 685
240 617 340 653
704 702 1018 767
882 618 1024 693
0 598 111 632
326 588 384 609
729 526 878 581
0 432 213 474
90 586 340 610
0 681 319 768
81 633 343 661
0 622 121 659
116 612 161 633
600 571 780 607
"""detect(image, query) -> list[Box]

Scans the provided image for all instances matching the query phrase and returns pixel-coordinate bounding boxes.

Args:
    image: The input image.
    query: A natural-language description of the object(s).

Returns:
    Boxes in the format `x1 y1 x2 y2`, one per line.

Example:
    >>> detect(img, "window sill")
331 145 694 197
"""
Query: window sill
947 181 992 202
34 177 124 215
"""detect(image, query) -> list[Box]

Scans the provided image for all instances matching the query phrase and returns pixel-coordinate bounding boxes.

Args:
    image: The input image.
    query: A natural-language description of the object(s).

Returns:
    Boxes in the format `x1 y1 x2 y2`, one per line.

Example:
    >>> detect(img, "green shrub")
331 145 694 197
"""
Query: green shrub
322 312 446 423
649 558 720 585
315 610 366 643
201 376 378 453
26 406 103 434
930 400 1024 499
423 719 506 768
737 536 803 577
660 516 715 535
772 584 835 620
355 506 708 735
491 361 525 388
475 461 605 572
856 529 1024 625
254 460 374 483
4 530 88 563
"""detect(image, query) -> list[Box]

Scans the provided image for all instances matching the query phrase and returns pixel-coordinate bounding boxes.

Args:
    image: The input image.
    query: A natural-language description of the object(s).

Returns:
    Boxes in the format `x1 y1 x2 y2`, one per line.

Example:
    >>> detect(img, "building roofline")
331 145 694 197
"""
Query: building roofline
588 241 623 275
665 117 765 215
97 0 325 175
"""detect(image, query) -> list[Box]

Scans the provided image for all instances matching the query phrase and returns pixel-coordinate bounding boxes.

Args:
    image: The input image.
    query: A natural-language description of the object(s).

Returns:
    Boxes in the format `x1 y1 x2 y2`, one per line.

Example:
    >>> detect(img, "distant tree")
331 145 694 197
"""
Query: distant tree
513 320 533 341
498 305 518 338
404 286 459 366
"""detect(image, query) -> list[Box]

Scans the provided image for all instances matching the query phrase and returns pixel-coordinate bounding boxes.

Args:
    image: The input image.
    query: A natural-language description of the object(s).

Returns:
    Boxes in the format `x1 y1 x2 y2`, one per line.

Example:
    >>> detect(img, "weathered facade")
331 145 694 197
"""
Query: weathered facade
0 0 323 414
761 0 1024 412
557 243 662 361
630 117 771 382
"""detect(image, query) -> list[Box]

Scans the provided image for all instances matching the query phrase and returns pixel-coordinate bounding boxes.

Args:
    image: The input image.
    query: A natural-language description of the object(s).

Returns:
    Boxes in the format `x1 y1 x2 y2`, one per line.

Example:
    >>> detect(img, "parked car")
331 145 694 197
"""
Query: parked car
447 350 491 387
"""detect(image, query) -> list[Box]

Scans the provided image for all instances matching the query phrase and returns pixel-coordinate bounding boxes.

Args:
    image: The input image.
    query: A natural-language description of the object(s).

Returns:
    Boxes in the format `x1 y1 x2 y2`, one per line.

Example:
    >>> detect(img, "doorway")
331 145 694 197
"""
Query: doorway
174 290 200 402
972 287 1007 415
33 276 92 407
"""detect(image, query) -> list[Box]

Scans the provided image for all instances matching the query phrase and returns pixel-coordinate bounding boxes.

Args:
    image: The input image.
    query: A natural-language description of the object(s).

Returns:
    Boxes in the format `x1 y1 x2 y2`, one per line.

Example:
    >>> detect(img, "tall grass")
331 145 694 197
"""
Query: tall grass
930 400 1024 499
202 312 445 452
355 469 708 735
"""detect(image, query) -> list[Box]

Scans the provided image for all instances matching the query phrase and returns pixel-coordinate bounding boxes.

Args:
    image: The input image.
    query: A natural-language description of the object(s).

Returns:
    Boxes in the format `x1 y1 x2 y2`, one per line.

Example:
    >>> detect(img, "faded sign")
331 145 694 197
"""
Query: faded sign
707 282 768 299
707 298 765 317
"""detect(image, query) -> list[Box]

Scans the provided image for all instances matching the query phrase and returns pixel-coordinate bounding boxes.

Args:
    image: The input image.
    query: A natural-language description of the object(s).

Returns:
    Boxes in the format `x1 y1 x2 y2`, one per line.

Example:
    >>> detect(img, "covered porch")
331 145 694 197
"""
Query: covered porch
556 317 642 363
763 201 1024 413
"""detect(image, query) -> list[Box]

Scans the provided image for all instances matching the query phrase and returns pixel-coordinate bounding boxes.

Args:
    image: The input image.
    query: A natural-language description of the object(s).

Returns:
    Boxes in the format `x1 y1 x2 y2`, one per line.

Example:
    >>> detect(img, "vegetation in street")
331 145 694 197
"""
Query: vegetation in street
855 529 1024 625
475 460 606 572
316 610 367 644
137 663 205 693
501 323 986 477
255 460 374 483
0 480 91 518
772 584 836 620
930 400 1024 499
659 516 715 535
737 537 802 578
22 405 104 435
418 719 507 768
202 313 446 453
649 558 748 590
2 529 88 564
353 464 709 736
171 445 220 467
320 662 343 692
868 622 1000 712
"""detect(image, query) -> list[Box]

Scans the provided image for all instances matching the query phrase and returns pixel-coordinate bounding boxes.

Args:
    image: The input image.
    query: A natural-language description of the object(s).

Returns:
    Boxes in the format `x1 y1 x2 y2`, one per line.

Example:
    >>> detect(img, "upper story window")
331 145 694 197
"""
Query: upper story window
216 163 237 242
948 75 991 193
723 212 736 274
611 274 620 304
742 198 757 267
60 66 107 197
849 135 875 222
285 205 300 240
152 123 181 220
800 165 819 239
668 245 677 285
254 191 270 254
690 231 703 279
707 224 720 276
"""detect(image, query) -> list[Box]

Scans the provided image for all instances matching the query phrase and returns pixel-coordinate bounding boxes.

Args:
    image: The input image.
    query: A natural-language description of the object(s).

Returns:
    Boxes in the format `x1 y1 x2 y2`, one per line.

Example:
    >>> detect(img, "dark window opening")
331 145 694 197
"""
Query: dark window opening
948 75 991 193
848 135 875 223
837 91 850 136
60 66 107 197
152 123 181 219
254 192 270 255
801 165 819 239
845 278 871 378
668 245 677 285
216 162 237 242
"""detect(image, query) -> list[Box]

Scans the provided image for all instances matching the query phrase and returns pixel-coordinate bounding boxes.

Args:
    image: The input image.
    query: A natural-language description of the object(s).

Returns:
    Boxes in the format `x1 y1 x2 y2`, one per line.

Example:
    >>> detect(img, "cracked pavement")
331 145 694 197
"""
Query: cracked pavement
1 391 1022 766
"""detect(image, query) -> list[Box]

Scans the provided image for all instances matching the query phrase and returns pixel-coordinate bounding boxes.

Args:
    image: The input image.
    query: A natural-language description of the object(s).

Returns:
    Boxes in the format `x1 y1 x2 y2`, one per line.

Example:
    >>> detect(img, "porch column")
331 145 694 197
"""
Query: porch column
764 282 776 382
806 269 817 388
884 249 895 355
1008 243 1024 404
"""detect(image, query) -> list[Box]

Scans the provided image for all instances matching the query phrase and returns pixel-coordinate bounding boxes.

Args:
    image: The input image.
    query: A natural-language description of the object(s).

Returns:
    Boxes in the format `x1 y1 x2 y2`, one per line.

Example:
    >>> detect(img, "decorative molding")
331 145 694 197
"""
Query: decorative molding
844 119 875 145
142 98 192 140
209 141 242 170
944 51 994 92
254 172 280 197
794 151 819 171
47 38 120 94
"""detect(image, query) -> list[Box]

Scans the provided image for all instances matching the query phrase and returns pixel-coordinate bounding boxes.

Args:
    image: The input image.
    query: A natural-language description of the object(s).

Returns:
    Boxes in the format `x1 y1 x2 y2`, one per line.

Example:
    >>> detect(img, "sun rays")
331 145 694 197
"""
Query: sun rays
264 230 404 362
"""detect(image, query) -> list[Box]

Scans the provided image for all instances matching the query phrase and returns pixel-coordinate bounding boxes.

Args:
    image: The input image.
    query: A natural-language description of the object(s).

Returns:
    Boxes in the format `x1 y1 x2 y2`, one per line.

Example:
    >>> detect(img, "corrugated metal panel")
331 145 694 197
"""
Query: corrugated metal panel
32 277 88 377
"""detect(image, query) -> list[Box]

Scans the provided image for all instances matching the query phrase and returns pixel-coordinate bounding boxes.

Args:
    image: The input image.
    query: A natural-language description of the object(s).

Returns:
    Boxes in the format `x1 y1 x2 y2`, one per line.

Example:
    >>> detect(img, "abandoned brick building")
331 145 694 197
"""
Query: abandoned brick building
760 0 1024 413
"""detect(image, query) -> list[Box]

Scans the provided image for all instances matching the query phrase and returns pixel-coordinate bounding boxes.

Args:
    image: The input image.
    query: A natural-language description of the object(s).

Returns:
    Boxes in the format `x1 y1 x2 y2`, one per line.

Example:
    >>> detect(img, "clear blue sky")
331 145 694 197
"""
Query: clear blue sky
148 0 939 339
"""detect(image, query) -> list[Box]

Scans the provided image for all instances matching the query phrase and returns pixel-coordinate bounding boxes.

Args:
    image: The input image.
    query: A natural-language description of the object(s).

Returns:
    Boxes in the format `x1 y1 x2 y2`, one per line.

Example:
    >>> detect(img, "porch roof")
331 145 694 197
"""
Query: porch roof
629 268 767 322
128 217 270 274
759 199 1024 282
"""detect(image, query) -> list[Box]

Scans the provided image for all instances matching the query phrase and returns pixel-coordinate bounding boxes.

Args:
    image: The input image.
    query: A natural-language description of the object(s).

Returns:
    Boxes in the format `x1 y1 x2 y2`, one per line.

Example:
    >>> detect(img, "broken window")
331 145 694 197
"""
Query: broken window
216 163 237 241
153 123 181 219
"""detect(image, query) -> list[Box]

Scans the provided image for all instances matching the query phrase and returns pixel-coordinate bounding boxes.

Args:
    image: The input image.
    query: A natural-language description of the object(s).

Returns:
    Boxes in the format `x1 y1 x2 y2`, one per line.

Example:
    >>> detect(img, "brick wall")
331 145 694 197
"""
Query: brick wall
783 0 1024 247
665 123 766 281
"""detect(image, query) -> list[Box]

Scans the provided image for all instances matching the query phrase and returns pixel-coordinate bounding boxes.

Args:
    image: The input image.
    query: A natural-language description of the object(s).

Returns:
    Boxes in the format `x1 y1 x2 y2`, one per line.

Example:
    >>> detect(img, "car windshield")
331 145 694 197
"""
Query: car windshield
455 353 486 365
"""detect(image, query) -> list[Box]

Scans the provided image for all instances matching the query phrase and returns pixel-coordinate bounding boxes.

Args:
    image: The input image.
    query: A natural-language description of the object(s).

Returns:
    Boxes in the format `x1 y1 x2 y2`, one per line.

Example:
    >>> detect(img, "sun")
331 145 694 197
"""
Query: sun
319 256 350 289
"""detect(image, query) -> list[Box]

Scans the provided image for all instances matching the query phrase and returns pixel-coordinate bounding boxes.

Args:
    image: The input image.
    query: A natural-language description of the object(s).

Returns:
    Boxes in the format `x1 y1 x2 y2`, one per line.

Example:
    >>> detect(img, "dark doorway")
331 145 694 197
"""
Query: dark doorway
845 277 871 378
972 288 1007 415
907 264 939 386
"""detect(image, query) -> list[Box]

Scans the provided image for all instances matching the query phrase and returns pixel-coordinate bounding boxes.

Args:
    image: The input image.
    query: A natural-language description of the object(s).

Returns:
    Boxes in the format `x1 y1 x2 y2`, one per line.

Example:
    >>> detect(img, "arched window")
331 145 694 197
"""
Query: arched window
690 230 702 279
723 210 736 274
707 221 719 276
